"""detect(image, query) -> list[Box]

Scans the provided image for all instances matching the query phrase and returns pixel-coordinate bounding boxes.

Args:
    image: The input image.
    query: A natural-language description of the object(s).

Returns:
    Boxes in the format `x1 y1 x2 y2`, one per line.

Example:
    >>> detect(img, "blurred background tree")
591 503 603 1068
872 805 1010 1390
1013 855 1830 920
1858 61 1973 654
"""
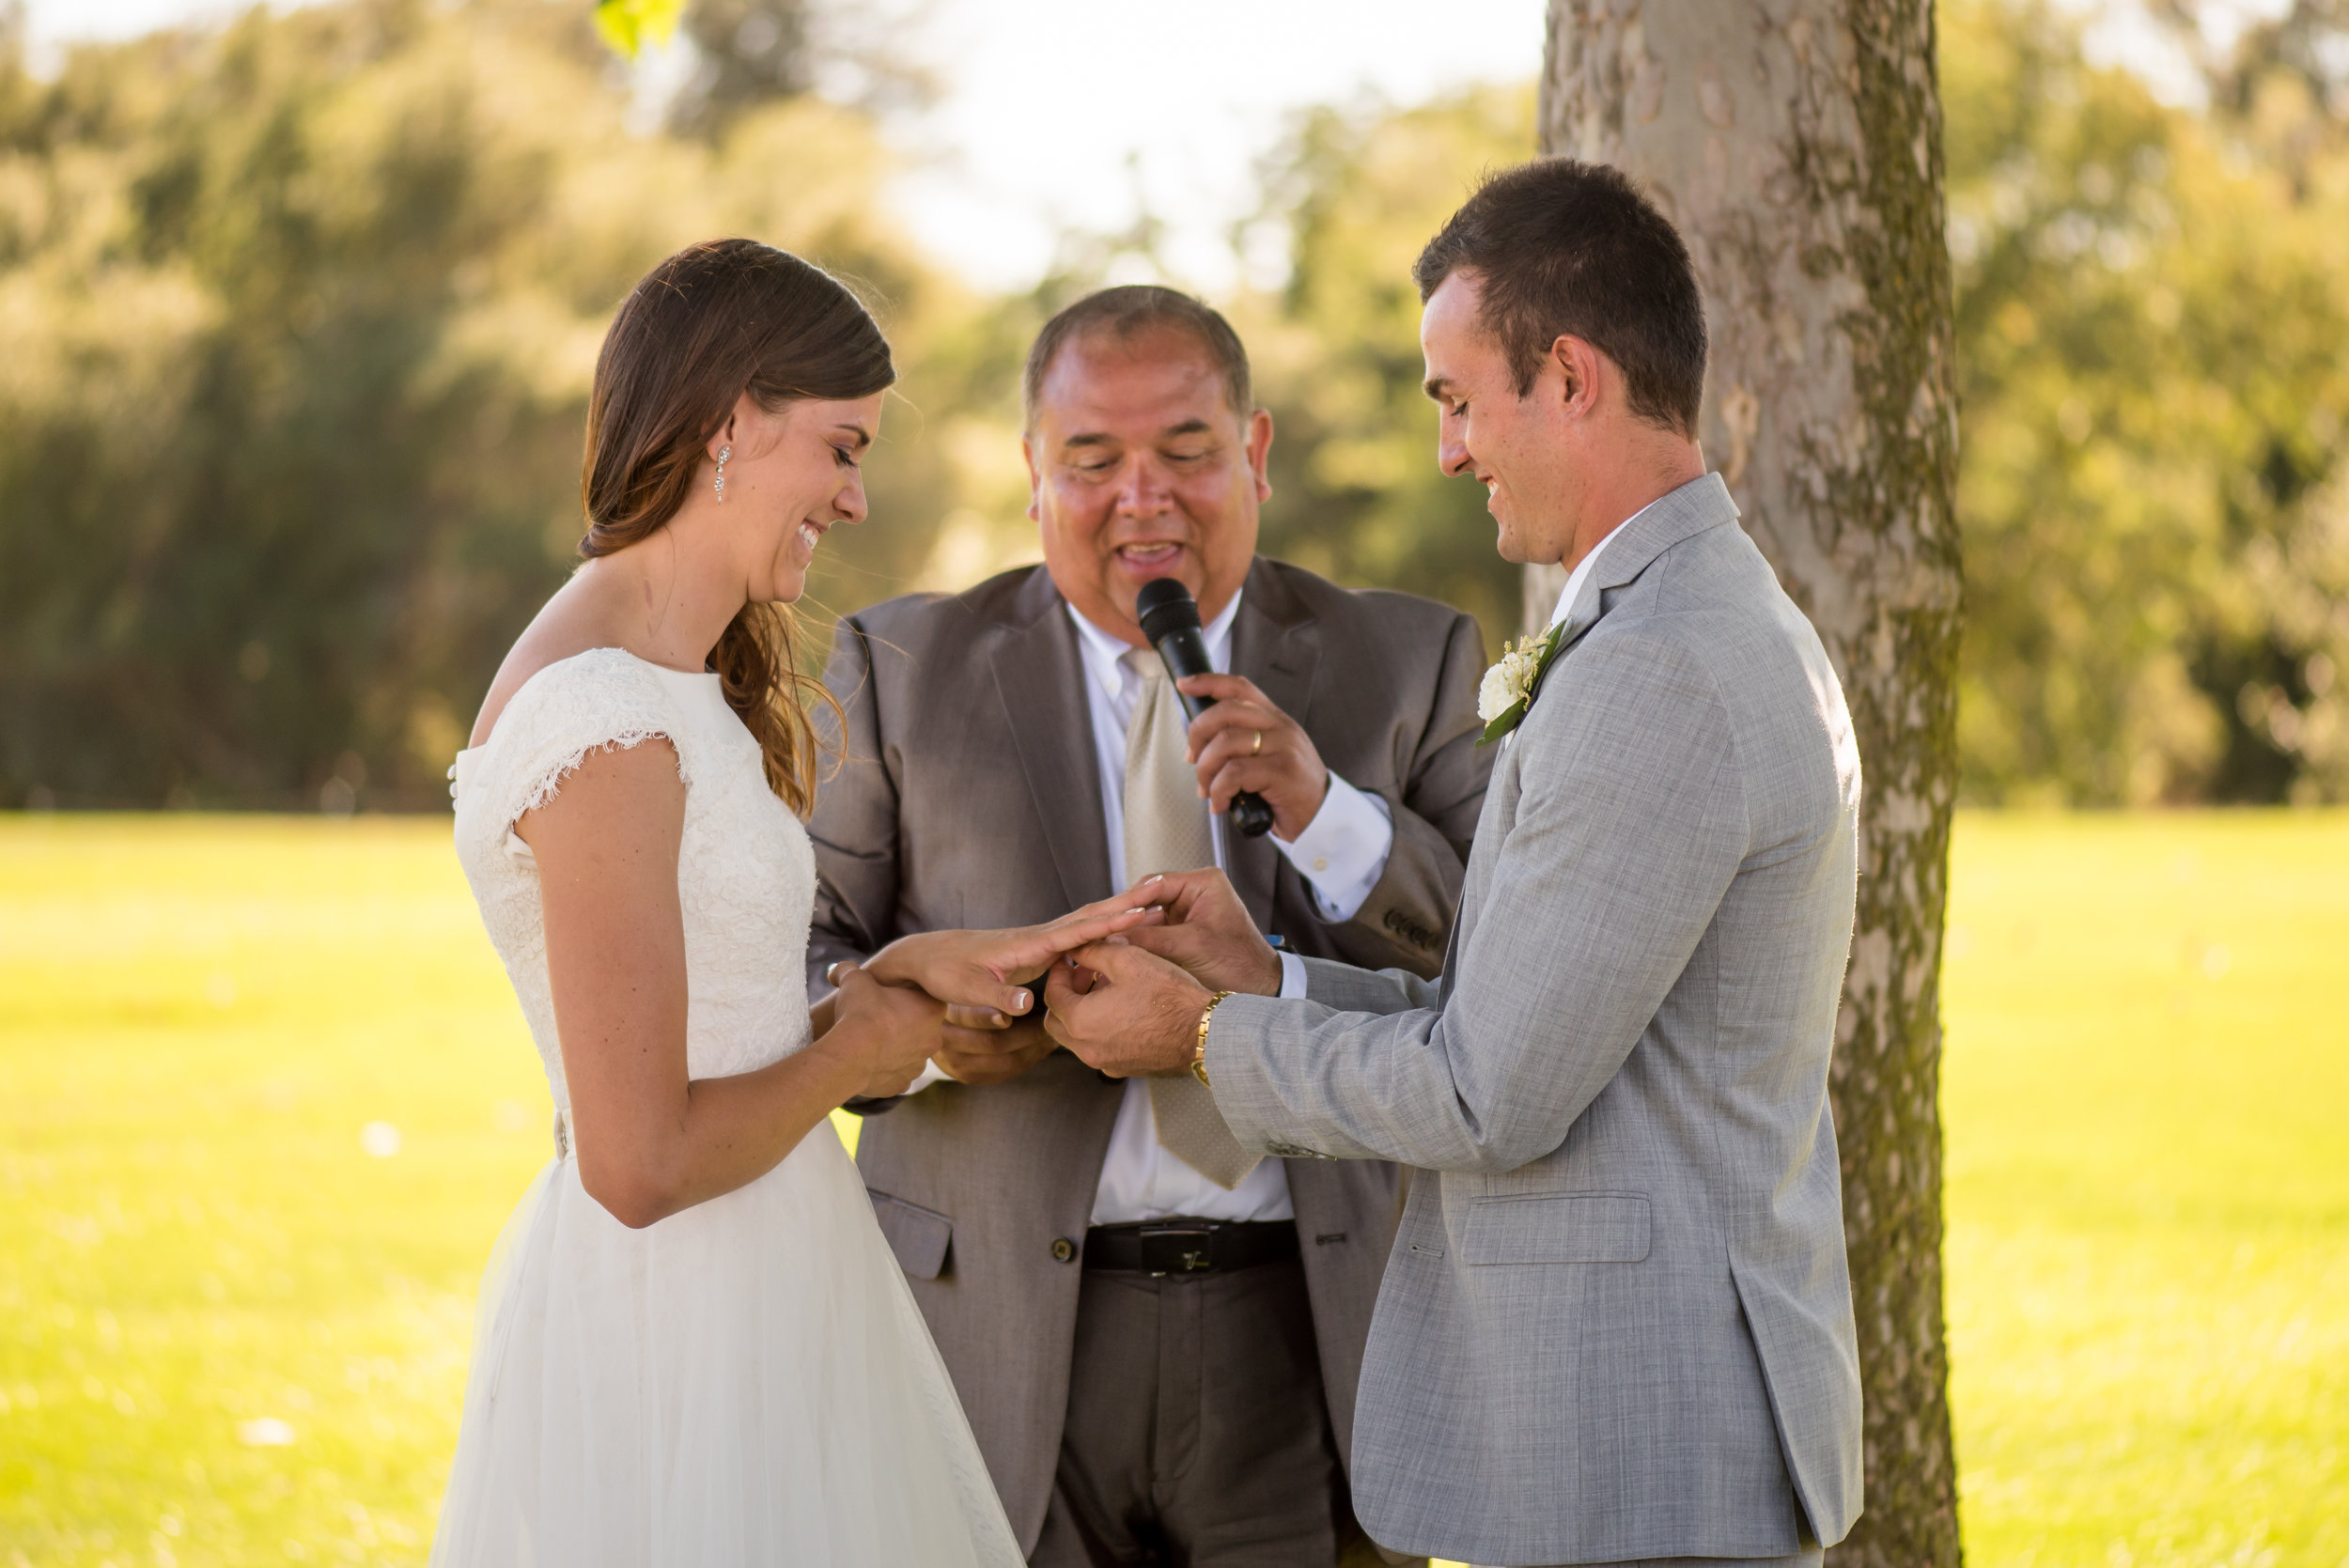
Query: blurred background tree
0 0 961 810
2 0 2344 812
1234 85 1536 646
1945 0 2349 806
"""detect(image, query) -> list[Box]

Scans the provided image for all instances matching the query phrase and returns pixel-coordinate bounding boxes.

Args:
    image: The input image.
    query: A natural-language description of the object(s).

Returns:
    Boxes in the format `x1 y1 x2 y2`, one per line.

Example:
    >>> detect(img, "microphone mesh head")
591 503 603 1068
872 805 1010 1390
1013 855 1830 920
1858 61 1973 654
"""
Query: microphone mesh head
1135 578 1201 643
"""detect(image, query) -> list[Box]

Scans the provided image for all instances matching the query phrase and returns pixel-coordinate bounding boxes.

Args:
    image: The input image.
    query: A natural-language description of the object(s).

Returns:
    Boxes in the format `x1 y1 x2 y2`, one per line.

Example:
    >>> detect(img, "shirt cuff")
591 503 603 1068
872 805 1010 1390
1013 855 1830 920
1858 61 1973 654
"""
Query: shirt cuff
1277 950 1309 1000
1274 773 1394 922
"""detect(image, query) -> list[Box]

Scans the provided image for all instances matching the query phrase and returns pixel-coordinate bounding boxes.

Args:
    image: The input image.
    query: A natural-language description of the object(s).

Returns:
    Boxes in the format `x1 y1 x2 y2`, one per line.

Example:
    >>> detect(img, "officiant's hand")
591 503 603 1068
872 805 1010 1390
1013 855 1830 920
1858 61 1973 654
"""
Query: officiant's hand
1176 674 1329 841
1042 940 1212 1079
1113 867 1283 998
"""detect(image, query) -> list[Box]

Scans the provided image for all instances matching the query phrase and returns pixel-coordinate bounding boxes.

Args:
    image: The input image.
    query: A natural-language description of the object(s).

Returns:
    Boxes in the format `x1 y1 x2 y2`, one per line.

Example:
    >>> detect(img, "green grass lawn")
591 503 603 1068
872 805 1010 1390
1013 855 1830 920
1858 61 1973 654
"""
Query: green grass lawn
1938 813 2348 1568
1 811 2343 1566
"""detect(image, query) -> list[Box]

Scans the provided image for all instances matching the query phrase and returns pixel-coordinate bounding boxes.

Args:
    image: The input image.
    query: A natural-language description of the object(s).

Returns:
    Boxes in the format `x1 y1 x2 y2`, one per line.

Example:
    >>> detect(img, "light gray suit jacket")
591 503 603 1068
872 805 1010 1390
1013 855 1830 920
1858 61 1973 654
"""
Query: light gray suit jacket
1205 475 1865 1566
804 559 1493 1555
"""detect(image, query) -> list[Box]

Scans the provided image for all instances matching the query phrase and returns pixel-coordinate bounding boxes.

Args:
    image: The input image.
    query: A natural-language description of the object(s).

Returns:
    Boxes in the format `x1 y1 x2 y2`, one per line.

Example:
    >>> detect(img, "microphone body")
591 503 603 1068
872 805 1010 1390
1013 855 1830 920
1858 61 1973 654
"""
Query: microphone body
1134 579 1275 838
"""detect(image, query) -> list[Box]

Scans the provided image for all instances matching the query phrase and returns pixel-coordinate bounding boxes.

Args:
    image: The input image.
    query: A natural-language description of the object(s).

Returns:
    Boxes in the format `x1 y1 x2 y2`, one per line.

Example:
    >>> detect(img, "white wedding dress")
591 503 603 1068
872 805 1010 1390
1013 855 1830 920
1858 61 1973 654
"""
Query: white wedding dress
436 647 1020 1568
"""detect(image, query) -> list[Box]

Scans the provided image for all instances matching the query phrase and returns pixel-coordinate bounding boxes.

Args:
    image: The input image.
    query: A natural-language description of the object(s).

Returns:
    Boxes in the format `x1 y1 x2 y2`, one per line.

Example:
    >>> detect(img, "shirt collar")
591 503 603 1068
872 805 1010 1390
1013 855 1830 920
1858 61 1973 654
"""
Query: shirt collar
1068 589 1242 699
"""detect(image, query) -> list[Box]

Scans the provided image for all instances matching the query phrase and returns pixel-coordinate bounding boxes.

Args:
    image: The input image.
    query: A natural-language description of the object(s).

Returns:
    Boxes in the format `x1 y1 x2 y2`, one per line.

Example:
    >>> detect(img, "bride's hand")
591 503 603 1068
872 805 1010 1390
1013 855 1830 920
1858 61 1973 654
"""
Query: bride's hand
821 962 947 1100
863 882 1168 1017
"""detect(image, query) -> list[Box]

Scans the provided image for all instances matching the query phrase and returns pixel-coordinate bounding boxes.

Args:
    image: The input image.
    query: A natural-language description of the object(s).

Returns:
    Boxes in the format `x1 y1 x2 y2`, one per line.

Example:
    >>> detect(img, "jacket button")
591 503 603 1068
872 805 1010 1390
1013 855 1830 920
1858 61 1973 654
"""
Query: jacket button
1050 1236 1077 1264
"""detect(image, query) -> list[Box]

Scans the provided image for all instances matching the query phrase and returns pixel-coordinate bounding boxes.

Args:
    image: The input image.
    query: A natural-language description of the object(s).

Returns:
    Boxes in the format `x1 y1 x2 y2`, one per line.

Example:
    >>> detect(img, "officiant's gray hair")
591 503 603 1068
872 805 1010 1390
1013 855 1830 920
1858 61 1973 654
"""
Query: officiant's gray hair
1022 286 1252 432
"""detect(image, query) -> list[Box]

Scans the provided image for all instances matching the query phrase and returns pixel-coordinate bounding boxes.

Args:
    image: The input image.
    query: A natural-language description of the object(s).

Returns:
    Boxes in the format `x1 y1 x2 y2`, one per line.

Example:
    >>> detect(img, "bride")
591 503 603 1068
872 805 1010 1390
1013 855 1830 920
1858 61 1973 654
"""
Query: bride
435 238 1146 1565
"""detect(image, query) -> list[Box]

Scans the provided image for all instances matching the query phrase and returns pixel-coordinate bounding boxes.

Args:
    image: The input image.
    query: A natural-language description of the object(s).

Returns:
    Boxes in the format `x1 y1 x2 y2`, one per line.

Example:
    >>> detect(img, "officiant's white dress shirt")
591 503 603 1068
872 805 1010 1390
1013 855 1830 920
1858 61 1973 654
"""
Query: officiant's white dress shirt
904 589 1392 1226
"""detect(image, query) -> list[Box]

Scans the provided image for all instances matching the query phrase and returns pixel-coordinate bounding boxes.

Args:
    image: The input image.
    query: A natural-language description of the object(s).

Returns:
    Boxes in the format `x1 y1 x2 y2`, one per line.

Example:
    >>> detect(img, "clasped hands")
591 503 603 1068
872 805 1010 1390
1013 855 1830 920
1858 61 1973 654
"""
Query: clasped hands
827 867 1281 1094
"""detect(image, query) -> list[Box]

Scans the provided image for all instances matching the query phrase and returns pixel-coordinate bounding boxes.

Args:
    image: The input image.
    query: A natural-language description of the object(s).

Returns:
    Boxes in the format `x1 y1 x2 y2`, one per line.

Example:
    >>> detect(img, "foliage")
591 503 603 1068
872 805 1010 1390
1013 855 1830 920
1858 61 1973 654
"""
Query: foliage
1234 85 1537 656
590 0 683 61
667 0 935 139
3 0 2345 810
1225 6 2349 806
0 0 961 810
1943 0 2349 804
669 0 803 131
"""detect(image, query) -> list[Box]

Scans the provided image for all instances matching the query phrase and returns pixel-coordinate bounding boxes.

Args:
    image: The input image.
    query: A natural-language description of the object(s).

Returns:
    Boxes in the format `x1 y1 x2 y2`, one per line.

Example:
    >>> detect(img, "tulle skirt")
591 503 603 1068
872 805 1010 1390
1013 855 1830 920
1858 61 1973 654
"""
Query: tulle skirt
428 1119 1022 1568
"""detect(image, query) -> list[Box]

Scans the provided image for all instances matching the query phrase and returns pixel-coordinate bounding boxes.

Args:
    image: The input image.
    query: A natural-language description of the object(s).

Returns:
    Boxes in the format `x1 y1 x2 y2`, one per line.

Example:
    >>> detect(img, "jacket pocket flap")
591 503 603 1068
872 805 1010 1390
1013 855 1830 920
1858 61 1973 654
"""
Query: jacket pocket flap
867 1188 952 1280
1462 1193 1651 1265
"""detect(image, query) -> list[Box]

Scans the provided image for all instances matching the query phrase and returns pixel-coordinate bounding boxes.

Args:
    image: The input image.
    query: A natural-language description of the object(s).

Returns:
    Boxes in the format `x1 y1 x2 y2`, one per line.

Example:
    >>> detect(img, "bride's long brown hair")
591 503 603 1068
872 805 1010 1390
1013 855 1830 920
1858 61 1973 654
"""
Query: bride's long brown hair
580 239 893 814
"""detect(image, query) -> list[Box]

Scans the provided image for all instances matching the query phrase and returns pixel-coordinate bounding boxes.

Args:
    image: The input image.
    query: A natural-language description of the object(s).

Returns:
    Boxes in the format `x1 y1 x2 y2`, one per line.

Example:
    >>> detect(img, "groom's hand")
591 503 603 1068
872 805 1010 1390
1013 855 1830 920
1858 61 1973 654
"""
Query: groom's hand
1118 867 1283 997
1042 941 1211 1079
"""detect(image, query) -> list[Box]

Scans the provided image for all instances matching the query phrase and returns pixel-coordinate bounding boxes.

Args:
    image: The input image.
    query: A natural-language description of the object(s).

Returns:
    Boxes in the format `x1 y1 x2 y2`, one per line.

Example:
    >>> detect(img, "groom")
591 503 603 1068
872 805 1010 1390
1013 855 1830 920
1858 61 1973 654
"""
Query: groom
1041 161 1867 1568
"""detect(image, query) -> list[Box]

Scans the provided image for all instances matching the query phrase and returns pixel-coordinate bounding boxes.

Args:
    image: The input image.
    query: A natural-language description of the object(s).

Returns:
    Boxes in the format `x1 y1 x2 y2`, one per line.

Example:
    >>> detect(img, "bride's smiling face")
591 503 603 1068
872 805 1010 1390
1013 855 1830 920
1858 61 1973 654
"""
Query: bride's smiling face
709 391 886 604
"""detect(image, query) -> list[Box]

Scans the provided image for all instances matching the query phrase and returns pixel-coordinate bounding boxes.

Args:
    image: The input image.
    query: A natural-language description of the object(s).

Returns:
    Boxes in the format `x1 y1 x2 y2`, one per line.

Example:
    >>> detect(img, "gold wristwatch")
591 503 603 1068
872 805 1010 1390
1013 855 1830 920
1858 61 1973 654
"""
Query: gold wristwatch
1192 990 1236 1087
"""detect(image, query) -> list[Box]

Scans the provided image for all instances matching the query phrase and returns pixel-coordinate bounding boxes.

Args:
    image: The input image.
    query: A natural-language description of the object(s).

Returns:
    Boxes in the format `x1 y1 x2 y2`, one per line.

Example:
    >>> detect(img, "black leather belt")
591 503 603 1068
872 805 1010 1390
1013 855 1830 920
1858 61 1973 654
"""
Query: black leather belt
1081 1219 1300 1277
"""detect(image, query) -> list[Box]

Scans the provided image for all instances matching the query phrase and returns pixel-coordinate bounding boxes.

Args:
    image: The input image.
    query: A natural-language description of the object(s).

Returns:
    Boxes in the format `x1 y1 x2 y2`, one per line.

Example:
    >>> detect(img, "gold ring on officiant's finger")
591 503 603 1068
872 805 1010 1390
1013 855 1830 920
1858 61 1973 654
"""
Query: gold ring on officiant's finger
1249 729 1263 755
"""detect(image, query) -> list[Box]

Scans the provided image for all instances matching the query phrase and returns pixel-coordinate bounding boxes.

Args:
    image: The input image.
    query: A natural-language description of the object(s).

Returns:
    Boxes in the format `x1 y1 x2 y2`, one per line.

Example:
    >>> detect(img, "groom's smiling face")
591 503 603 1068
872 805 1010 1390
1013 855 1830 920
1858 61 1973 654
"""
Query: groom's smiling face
1421 269 1580 567
1024 326 1272 647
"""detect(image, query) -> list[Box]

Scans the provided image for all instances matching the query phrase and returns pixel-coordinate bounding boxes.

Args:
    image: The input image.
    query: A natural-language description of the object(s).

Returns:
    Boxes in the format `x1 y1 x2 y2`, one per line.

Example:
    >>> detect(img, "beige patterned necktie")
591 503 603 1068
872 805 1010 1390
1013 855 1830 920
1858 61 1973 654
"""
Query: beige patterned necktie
1121 649 1261 1189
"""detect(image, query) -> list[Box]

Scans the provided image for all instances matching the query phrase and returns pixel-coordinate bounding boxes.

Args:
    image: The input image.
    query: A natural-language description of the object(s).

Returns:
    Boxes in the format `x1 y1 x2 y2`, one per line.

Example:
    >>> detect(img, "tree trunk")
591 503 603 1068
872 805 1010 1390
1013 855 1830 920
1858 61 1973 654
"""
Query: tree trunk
1533 4 1966 1562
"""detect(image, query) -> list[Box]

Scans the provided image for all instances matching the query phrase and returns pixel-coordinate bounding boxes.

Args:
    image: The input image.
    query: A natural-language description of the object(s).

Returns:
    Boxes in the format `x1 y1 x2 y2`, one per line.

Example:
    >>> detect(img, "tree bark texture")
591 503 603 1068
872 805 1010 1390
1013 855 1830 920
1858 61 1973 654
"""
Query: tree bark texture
1532 4 1966 1562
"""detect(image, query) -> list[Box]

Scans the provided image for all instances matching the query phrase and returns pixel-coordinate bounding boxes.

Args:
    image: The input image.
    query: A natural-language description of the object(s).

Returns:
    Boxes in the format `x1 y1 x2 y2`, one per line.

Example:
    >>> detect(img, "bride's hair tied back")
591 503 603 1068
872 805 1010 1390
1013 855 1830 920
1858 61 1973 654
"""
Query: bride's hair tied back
580 238 894 814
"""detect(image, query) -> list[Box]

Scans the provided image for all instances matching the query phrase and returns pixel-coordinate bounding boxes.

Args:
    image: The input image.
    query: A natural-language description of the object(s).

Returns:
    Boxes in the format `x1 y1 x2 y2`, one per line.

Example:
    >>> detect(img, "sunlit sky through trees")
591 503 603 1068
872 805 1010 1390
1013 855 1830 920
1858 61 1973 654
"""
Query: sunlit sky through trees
22 0 2295 293
25 0 1532 290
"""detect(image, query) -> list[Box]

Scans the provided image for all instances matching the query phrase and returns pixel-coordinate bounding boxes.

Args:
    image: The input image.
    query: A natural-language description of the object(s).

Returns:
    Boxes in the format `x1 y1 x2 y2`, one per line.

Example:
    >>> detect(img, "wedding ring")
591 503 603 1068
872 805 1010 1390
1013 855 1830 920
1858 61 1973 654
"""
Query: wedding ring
1249 729 1263 755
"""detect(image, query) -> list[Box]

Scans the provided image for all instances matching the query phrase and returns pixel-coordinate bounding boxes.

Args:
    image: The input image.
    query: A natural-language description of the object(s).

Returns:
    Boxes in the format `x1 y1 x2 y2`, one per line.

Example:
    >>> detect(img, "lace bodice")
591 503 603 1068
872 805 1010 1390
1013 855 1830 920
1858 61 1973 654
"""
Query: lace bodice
449 647 816 1110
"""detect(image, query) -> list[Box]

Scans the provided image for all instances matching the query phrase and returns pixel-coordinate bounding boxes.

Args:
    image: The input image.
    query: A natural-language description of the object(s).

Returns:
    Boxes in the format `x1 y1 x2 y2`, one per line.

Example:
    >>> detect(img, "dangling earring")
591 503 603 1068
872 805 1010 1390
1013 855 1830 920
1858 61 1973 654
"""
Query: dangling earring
714 445 731 503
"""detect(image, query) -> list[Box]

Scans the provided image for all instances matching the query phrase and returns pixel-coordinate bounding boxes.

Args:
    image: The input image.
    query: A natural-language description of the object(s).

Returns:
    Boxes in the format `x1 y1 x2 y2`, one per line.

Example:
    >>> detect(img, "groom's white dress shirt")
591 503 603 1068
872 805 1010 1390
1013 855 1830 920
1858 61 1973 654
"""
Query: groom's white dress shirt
1544 506 1642 631
908 590 1392 1226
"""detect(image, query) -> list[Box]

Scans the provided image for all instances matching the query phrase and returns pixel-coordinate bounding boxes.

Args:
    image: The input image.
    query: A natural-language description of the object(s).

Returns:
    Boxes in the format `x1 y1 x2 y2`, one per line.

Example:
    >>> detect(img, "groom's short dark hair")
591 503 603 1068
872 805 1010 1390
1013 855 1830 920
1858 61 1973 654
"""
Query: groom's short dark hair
1023 286 1252 432
1414 159 1706 438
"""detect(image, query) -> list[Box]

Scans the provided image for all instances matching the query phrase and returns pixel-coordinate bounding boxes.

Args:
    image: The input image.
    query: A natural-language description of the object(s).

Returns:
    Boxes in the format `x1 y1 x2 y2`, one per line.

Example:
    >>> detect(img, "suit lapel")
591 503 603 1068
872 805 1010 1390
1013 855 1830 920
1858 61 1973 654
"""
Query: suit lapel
1530 473 1740 706
988 578 1114 910
1527 572 1611 706
1227 562 1319 930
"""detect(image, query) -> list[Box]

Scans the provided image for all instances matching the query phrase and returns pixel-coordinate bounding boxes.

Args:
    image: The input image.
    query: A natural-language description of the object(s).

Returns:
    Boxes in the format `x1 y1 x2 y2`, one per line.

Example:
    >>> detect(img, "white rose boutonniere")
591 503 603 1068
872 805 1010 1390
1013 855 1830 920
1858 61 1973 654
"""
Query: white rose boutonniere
1476 621 1567 745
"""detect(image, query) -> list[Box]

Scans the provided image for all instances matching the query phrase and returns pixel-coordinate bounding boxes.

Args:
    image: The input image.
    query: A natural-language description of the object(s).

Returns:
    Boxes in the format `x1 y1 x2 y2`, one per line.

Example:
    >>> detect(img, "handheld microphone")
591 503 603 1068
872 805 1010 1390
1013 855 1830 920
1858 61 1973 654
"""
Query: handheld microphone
1135 578 1275 839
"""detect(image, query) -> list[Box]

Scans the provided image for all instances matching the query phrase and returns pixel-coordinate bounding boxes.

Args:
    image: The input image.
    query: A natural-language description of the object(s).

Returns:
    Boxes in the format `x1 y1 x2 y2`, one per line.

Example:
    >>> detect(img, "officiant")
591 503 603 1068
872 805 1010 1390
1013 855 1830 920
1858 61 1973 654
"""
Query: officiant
804 286 1489 1567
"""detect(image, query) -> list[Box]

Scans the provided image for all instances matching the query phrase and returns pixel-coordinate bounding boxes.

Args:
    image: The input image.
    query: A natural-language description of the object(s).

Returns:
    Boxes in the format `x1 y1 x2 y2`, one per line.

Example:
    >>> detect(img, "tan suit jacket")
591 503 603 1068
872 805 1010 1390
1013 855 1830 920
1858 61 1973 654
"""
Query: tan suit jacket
804 558 1489 1554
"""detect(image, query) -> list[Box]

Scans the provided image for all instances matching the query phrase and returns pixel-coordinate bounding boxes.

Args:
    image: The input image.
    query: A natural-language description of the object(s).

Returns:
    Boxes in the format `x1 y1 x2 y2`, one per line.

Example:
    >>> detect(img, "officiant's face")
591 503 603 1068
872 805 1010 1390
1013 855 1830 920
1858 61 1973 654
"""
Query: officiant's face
1024 327 1272 646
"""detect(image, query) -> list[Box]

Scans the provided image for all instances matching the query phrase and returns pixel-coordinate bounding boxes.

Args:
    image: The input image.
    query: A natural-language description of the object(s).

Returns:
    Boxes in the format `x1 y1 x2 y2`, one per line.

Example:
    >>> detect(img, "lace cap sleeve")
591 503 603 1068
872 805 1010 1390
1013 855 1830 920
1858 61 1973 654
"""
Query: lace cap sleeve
456 649 690 856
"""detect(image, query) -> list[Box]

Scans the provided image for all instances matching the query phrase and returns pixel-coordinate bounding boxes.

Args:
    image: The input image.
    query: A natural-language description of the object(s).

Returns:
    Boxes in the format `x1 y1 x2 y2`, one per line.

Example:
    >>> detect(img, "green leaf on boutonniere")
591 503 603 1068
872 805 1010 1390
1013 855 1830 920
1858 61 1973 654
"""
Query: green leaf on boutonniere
1479 698 1529 745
